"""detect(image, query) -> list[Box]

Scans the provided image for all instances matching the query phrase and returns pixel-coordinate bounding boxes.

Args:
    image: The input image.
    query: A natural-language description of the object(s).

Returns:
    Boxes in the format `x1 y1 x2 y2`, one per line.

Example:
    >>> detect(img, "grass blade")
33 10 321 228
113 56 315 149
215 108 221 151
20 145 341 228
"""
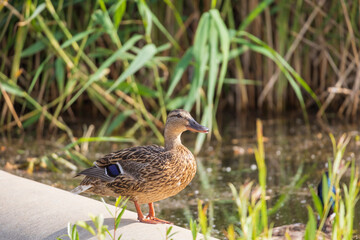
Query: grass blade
166 47 193 99
60 29 95 49
64 35 143 110
63 136 135 151
107 44 157 93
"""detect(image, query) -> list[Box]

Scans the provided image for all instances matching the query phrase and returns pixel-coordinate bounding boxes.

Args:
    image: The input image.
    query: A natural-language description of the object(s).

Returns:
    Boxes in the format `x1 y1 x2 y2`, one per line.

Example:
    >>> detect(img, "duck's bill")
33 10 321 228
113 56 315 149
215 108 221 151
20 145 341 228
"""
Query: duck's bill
186 119 209 133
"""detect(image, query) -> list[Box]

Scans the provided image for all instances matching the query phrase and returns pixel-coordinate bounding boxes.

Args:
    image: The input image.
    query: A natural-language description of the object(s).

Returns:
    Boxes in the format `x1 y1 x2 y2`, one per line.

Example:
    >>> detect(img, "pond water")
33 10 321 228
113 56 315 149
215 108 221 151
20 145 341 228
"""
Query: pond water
160 116 360 239
1 115 360 239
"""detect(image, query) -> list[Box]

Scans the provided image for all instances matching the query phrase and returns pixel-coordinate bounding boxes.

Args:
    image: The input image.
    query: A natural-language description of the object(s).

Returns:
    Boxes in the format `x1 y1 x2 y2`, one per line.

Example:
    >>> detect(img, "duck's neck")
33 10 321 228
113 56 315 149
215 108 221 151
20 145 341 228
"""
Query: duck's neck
164 128 184 150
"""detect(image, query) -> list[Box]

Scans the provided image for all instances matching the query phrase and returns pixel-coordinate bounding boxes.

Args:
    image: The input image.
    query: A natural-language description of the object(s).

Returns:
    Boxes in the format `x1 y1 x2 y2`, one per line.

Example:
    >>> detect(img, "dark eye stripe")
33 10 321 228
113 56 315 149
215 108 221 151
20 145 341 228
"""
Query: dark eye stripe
169 113 182 119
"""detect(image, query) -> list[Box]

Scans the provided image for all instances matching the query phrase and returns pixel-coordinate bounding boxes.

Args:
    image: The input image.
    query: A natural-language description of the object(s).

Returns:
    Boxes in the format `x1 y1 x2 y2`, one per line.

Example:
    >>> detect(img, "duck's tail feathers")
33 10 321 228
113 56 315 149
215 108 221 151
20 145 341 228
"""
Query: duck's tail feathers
71 185 92 194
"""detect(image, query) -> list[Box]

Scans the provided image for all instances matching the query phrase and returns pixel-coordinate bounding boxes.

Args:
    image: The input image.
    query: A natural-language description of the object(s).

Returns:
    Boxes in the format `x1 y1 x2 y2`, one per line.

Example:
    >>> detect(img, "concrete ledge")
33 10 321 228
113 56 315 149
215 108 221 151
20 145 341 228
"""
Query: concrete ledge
0 170 216 240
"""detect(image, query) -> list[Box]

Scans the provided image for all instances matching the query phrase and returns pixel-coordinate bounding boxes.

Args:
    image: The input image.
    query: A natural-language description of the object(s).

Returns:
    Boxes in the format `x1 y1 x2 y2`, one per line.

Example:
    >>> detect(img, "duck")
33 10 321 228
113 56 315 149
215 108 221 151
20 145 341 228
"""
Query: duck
71 109 209 224
271 171 336 240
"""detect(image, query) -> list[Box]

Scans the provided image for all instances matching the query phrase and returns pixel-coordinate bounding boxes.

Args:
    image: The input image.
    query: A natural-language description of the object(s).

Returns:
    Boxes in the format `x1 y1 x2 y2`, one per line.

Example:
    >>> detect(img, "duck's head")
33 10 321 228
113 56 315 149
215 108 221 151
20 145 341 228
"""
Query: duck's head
164 109 208 149
165 109 209 133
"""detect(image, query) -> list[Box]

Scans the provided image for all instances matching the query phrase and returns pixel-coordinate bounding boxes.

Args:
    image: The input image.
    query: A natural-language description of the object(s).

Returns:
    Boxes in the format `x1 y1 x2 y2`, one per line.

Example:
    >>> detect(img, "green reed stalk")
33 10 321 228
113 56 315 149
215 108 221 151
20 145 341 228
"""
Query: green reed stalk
255 119 268 235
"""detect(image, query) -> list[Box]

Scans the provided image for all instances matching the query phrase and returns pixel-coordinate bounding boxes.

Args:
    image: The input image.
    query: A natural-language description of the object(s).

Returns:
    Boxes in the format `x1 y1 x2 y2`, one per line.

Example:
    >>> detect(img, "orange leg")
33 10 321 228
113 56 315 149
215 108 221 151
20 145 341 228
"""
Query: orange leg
133 201 172 224
146 202 172 224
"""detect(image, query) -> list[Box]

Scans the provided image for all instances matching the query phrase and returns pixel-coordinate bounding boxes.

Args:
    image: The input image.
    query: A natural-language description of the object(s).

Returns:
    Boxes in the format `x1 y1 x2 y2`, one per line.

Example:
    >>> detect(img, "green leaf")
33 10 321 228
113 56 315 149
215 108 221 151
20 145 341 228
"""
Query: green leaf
76 221 96 236
113 0 126 29
166 226 173 236
137 1 153 39
107 44 157 93
148 7 180 50
20 3 46 28
64 35 143 110
41 156 60 173
189 218 198 240
210 9 230 98
235 33 314 122
238 0 273 31
310 188 323 216
21 41 46 57
92 7 120 47
304 206 316 240
101 198 114 217
71 224 79 240
92 10 113 36
67 223 72 239
115 206 127 229
115 196 122 208
166 47 193 98
207 17 219 107
224 78 262 85
85 31 104 48
185 12 210 111
28 56 51 94
65 150 92 167
60 29 95 49
94 214 104 230
103 81 158 97
228 46 248 60
322 174 329 210
51 153 77 171
0 80 25 96
166 226 178 238
55 58 65 93
118 196 129 209
22 112 41 128
63 136 135 150
197 200 208 237
166 96 187 110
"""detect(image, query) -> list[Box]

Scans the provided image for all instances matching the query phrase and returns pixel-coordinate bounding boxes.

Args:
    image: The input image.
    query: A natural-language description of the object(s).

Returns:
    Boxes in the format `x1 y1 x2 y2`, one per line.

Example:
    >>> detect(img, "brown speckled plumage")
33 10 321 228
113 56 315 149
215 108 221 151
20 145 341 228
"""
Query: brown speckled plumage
79 144 196 204
71 109 208 224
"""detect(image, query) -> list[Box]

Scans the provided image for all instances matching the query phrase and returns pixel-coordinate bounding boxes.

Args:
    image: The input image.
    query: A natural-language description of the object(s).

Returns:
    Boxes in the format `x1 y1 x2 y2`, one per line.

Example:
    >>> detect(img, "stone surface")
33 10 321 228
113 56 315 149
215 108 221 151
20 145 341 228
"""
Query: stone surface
0 170 217 240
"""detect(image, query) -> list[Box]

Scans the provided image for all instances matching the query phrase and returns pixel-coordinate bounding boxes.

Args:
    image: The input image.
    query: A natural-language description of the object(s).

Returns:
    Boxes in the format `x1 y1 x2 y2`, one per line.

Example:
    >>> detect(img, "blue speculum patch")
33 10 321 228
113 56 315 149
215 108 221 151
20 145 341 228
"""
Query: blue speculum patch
106 164 120 177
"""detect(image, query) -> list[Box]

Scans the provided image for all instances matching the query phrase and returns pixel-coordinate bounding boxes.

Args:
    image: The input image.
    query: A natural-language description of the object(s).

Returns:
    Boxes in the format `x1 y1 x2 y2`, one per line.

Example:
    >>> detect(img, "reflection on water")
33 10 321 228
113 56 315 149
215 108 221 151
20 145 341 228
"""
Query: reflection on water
1 116 360 239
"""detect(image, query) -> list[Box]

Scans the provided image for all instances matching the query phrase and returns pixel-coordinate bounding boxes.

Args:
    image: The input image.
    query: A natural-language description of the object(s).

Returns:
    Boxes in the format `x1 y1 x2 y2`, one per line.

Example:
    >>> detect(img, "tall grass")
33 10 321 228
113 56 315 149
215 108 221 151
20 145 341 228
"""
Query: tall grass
1 0 360 162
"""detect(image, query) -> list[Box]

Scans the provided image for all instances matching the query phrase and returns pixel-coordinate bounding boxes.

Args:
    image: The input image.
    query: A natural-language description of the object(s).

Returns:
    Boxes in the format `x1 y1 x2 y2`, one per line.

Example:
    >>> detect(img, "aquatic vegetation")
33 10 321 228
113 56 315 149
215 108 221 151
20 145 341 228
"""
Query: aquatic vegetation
2 0 359 162
2 0 360 176
191 121 359 240
57 196 128 240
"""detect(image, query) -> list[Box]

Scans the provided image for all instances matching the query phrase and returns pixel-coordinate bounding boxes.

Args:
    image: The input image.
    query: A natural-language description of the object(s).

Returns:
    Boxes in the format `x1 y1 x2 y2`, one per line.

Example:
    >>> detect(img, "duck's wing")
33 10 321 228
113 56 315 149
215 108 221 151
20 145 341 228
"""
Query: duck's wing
76 145 168 182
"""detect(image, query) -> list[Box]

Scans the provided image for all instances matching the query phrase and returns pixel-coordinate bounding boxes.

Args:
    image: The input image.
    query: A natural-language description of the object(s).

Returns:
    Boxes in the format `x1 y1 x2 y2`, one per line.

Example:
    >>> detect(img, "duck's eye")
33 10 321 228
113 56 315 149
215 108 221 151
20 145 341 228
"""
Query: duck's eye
106 164 121 177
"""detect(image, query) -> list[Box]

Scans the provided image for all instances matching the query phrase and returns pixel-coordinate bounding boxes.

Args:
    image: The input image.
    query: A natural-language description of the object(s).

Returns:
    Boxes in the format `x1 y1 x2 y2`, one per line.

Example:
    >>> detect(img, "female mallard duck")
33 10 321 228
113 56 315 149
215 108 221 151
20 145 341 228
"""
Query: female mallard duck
71 109 208 224
271 172 335 240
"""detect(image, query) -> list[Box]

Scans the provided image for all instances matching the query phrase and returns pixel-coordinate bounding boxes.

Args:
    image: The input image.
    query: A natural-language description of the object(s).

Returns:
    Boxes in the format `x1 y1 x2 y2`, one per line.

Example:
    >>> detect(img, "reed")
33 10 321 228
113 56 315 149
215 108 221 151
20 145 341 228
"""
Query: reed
1 0 360 160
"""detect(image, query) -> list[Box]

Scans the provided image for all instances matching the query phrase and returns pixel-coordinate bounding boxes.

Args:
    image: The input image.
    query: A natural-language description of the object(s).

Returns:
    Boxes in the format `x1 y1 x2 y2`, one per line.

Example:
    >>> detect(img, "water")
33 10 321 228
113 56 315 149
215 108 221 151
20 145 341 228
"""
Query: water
159 116 360 238
1 116 360 239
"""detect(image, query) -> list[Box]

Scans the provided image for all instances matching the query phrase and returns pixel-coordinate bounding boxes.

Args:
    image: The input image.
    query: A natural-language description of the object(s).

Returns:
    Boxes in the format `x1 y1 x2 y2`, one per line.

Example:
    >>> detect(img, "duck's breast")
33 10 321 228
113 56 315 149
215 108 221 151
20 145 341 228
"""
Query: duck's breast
136 146 196 203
